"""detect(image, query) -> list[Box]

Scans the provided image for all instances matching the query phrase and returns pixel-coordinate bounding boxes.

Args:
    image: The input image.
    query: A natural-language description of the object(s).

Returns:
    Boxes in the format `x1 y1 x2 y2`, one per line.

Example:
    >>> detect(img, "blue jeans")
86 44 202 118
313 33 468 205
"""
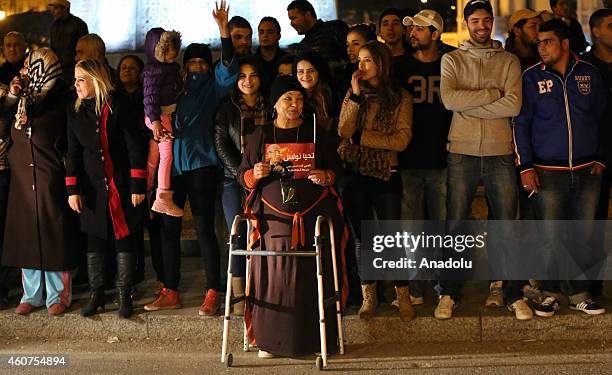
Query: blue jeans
400 168 447 220
534 168 602 303
441 154 522 304
21 269 72 308
221 177 247 278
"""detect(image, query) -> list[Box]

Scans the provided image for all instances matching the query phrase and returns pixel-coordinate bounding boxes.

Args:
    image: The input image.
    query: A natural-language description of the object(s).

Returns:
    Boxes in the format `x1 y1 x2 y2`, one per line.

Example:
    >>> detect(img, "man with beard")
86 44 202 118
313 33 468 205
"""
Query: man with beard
514 19 608 317
255 17 288 94
393 9 455 307
439 0 529 321
506 9 545 71
378 8 408 59
229 16 253 57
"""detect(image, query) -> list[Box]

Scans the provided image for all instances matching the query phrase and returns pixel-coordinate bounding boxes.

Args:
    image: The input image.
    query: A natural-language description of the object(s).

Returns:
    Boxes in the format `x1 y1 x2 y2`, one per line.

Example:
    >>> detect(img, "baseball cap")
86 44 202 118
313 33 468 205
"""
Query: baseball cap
507 9 545 32
464 0 493 20
403 9 444 32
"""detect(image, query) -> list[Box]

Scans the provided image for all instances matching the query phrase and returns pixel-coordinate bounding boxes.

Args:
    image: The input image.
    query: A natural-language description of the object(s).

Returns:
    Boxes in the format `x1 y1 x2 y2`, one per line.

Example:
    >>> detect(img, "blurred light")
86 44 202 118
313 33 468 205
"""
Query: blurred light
420 0 428 3
451 5 457 10
0 11 6 21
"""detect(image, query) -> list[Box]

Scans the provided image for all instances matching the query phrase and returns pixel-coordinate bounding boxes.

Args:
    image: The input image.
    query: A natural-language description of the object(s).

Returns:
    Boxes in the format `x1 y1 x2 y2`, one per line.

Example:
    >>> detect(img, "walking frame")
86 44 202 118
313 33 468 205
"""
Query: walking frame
220 214 345 370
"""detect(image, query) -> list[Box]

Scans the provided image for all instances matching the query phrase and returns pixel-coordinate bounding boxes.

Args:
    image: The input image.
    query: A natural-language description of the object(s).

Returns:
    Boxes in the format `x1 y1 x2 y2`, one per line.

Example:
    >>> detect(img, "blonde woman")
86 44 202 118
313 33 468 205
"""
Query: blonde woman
65 59 148 319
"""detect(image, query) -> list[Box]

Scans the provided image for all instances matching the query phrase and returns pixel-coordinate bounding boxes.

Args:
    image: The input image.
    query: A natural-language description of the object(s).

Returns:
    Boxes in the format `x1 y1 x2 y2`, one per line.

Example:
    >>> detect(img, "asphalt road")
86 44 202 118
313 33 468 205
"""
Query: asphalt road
0 337 610 374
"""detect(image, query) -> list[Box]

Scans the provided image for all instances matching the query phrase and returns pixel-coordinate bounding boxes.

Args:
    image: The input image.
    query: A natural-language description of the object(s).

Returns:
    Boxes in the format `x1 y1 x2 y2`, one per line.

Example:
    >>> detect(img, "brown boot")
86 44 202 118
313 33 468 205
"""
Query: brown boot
151 188 184 217
395 286 416 322
358 283 377 320
231 277 245 316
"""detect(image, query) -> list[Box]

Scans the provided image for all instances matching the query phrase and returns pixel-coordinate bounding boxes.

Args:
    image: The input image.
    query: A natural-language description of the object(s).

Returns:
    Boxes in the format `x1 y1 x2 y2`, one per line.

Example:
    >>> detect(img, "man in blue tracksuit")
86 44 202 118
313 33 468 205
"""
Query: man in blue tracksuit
513 19 608 318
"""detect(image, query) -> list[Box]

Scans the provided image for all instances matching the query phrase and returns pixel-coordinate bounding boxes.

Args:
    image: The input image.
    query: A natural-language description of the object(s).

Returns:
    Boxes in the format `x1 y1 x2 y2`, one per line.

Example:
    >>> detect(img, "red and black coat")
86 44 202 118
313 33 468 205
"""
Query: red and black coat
65 93 148 241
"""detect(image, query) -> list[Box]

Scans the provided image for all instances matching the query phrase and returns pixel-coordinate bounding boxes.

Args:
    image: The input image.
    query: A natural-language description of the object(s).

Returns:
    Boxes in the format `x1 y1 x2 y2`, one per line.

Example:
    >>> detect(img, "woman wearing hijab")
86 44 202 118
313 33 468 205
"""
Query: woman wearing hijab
1 47 78 316
237 75 348 358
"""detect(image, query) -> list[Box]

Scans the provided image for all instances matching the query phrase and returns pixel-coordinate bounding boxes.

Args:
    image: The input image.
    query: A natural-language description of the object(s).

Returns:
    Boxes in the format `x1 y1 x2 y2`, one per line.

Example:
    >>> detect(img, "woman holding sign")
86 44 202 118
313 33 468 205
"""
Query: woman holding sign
338 40 413 321
237 75 348 358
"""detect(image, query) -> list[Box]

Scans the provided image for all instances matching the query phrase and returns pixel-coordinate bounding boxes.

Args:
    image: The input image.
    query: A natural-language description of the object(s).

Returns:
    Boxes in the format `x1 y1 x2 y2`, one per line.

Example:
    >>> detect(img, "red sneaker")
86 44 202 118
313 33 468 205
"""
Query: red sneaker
198 289 219 316
15 302 34 315
144 288 181 311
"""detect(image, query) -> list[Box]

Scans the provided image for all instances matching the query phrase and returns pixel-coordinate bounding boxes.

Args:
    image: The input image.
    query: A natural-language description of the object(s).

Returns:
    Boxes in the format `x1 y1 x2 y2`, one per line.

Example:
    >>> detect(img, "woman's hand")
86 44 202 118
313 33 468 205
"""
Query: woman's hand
152 121 164 141
132 194 145 207
308 169 329 186
351 70 362 97
253 162 271 180
212 0 230 38
68 194 83 213
9 76 24 96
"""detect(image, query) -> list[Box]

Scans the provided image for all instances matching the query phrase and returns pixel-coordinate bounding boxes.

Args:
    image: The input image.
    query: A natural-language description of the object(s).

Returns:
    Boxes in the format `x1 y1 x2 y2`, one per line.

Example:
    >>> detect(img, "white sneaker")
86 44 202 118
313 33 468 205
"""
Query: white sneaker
508 298 533 320
257 350 276 359
434 295 455 320
485 281 504 307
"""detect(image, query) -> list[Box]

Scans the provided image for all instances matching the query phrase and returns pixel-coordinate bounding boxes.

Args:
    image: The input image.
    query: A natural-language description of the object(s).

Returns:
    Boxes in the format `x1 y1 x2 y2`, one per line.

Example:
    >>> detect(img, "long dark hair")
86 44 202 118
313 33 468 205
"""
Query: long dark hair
359 41 400 112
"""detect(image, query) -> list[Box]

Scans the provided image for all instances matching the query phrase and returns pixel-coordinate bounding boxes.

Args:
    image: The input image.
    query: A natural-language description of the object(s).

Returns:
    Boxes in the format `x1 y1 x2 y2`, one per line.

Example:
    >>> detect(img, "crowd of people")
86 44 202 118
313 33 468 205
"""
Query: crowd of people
0 0 610 360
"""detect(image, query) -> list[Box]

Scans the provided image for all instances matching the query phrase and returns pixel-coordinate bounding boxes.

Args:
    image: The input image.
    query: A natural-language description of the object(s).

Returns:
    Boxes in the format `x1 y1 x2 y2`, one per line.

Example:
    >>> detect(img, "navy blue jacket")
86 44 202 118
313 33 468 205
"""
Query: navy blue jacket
513 57 608 172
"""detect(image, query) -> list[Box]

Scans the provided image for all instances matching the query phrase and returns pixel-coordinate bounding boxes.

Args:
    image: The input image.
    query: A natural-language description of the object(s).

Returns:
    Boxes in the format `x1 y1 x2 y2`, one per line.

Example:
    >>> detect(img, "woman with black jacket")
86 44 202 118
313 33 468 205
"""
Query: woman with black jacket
65 59 148 319
214 56 266 315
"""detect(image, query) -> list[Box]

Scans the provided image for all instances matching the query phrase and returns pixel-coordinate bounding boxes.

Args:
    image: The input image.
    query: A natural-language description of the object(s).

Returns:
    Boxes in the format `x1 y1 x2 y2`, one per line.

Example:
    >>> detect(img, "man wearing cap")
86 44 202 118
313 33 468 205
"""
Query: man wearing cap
439 0 530 321
506 9 545 71
379 8 409 59
393 10 455 306
49 0 88 83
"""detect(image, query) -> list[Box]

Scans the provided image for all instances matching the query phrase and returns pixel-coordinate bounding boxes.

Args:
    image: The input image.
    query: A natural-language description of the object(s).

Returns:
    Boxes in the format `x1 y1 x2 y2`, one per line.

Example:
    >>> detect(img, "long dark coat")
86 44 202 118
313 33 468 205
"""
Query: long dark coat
65 93 148 241
1 80 79 271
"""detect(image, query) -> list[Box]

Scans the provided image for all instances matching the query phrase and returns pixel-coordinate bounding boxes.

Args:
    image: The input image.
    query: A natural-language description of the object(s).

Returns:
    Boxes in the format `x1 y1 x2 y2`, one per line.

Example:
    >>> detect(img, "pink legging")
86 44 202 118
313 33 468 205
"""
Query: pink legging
145 114 173 190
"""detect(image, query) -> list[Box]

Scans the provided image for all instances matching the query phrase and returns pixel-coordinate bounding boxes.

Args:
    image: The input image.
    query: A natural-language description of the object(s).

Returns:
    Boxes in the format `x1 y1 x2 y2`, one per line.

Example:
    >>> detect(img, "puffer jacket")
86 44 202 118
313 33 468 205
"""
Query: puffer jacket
440 39 522 156
142 28 182 123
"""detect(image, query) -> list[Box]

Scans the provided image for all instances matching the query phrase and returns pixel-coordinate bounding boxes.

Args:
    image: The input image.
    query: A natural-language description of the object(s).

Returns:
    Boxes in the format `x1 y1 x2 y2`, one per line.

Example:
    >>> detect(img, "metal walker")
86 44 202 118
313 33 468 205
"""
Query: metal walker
220 214 345 370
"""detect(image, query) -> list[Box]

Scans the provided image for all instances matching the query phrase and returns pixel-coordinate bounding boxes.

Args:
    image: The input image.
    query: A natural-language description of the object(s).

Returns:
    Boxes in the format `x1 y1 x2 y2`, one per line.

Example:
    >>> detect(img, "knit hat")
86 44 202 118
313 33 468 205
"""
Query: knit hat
464 0 493 20
182 43 212 69
269 75 305 107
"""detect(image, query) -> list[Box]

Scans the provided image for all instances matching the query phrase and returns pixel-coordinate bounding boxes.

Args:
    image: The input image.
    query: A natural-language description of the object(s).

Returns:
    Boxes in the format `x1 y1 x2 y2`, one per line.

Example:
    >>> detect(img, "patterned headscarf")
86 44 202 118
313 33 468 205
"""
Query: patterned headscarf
15 48 63 135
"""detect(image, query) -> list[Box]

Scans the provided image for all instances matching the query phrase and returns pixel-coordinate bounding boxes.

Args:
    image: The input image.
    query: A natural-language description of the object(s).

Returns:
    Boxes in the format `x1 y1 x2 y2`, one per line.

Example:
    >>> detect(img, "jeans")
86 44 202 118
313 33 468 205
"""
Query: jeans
400 168 447 220
343 172 408 287
534 168 602 303
220 177 246 278
21 270 72 308
440 153 523 304
400 168 447 297
162 167 222 291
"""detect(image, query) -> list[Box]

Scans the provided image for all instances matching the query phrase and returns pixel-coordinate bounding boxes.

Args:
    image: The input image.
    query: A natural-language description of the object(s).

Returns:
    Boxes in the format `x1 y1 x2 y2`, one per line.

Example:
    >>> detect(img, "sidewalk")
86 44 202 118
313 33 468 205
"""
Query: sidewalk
0 253 610 349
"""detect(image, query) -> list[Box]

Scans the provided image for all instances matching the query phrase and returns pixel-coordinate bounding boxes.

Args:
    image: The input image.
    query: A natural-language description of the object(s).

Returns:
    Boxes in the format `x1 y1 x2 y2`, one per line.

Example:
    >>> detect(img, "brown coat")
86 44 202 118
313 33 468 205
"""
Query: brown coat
1 81 79 271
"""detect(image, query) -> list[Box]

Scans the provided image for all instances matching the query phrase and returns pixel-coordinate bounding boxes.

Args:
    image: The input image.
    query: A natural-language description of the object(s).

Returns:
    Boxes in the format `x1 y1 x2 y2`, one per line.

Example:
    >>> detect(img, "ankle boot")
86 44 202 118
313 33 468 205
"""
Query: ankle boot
358 283 378 320
116 252 136 319
231 277 245 316
151 188 184 217
81 252 106 317
395 285 416 322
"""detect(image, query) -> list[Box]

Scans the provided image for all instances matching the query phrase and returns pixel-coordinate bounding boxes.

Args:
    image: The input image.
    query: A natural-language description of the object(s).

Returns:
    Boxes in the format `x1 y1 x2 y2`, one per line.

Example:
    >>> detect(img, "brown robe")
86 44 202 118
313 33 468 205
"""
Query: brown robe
238 120 348 357
1 81 78 271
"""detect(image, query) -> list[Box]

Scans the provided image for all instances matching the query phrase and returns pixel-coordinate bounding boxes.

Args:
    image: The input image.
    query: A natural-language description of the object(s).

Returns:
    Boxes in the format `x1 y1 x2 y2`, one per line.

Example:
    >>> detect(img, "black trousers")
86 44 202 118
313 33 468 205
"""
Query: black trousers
342 172 408 288
161 166 222 291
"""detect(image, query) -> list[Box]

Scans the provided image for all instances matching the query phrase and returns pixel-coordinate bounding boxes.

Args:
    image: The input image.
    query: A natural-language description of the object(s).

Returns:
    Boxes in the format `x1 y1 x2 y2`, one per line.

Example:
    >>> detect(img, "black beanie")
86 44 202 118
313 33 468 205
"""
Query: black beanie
269 75 306 107
183 43 212 68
